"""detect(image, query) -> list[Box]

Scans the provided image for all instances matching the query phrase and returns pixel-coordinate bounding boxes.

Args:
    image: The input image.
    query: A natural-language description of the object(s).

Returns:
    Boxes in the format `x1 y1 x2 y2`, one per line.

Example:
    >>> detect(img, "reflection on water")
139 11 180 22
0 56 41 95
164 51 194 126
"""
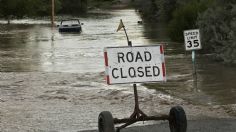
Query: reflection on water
0 9 235 105
197 59 236 104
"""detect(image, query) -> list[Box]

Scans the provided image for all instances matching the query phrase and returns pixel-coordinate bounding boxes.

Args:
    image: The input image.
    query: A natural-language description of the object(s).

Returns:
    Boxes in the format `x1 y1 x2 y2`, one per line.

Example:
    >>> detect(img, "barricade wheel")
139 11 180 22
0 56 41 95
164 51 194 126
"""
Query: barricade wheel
98 111 115 132
169 106 187 132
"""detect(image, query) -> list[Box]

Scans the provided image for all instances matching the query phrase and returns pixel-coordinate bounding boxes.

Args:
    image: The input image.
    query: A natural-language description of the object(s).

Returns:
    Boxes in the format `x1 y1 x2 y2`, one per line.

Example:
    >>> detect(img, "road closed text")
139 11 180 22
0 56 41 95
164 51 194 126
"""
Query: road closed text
112 51 160 79
112 66 160 79
104 46 166 84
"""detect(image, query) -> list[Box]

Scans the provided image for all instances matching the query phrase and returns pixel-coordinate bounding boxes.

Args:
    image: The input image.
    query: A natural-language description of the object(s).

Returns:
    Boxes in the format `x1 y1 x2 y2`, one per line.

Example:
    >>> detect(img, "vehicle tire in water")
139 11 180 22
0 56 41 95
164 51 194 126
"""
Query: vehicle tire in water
98 111 115 132
169 106 187 132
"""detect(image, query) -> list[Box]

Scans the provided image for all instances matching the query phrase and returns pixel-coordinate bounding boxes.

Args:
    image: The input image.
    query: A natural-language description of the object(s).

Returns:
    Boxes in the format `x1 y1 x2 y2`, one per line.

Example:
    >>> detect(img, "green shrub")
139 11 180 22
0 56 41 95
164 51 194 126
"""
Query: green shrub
197 2 236 64
167 0 213 42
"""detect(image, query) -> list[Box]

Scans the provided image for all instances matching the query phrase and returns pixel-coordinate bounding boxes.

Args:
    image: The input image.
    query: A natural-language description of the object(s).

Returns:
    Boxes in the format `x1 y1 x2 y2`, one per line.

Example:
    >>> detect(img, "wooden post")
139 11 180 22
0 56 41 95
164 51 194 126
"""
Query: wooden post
51 0 55 27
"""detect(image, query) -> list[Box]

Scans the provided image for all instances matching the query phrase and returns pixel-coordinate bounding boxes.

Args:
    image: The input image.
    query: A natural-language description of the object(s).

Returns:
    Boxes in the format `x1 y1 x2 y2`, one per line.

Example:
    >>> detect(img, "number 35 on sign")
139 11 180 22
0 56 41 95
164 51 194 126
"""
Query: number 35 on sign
184 29 201 51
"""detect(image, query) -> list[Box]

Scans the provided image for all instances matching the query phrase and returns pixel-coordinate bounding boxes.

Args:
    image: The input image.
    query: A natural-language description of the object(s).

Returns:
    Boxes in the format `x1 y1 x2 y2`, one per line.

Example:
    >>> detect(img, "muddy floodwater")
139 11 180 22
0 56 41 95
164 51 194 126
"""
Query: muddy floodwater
0 9 236 131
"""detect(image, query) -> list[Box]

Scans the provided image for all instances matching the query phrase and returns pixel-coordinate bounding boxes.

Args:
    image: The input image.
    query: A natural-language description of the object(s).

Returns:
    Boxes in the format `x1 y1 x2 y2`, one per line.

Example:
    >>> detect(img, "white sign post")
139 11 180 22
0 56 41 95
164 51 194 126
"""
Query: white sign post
184 29 201 76
104 45 166 85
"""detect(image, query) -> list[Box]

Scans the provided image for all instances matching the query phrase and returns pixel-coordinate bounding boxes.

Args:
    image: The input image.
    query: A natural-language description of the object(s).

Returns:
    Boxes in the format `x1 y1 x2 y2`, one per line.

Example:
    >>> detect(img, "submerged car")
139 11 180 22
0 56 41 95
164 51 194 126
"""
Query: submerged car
58 19 82 32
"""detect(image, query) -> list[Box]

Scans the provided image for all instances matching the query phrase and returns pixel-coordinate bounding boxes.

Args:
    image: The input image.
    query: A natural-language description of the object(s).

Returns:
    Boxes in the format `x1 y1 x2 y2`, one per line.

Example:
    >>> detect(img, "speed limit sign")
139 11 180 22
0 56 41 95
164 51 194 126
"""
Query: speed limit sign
184 29 201 51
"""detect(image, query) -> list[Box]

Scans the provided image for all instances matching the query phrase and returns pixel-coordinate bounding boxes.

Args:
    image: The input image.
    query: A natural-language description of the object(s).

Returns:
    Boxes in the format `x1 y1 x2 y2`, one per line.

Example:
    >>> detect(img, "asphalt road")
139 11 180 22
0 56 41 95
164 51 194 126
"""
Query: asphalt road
80 118 236 132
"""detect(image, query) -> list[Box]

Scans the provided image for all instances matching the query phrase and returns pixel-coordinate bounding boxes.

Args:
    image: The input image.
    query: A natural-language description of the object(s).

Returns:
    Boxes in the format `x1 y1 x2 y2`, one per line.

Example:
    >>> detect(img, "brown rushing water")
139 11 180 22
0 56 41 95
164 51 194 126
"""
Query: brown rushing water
0 10 235 105
0 9 235 131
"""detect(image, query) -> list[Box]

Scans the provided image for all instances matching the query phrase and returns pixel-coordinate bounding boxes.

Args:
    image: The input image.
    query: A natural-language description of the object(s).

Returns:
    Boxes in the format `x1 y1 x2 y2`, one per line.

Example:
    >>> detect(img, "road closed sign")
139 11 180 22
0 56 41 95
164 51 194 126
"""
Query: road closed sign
104 45 166 84
184 29 201 51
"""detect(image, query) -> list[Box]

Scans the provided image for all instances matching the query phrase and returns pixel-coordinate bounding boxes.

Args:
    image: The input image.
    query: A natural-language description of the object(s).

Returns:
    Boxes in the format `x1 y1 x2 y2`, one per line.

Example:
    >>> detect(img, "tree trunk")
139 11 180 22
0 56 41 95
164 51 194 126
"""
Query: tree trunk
7 19 10 24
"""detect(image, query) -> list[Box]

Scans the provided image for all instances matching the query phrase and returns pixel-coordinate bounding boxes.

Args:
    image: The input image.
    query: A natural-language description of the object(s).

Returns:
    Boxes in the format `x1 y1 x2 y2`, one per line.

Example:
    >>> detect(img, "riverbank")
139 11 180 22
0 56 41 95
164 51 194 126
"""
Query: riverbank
88 0 132 9
0 72 235 131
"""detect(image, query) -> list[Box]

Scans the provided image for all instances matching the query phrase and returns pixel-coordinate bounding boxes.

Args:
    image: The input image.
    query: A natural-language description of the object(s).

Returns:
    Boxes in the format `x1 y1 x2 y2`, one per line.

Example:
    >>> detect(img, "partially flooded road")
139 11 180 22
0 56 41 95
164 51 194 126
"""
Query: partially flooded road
0 9 236 131
0 72 233 131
